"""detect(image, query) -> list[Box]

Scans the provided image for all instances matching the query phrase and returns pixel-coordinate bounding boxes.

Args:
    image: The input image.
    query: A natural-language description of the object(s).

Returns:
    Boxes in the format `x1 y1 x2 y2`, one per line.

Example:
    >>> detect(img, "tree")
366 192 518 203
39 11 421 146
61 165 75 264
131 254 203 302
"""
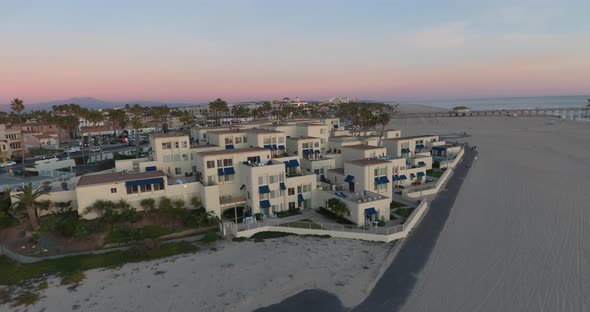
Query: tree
327 198 350 218
231 105 251 118
130 117 143 158
10 98 26 171
209 98 229 125
261 101 273 118
55 115 80 146
10 182 49 231
179 111 195 128
109 109 128 137
375 111 391 146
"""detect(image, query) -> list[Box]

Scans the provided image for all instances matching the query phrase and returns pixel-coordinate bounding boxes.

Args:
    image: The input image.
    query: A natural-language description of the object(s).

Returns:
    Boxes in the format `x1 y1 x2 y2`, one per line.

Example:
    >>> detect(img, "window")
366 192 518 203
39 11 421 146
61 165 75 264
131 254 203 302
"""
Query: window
271 137 277 143
223 158 233 167
288 188 295 196
278 137 284 143
182 141 188 148
207 160 215 168
320 128 325 134
218 175 224 183
379 167 387 175
260 193 269 200
110 188 117 193
182 154 188 161
279 174 284 181
175 168 181 175
207 175 216 185
162 142 172 149
235 137 242 144
258 176 267 185
247 191 250 199
279 189 284 196
314 142 319 147
297 186 302 193
289 202 296 209
243 136 248 143
320 138 326 144
263 137 271 144
140 184 152 192
224 174 234 182
269 175 276 184
225 137 233 144
302 143 309 148
154 182 165 191
217 159 223 167
126 185 139 194
374 168 379 177
270 190 278 198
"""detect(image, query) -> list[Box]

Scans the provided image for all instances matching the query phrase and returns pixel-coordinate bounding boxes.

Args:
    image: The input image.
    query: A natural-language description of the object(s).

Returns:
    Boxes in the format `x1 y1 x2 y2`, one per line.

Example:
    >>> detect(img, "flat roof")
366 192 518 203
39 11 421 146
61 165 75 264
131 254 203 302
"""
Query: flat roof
197 147 266 156
77 170 165 187
208 128 283 135
287 136 319 141
152 133 188 138
346 159 391 166
190 144 218 149
383 135 437 141
342 144 384 150
327 168 345 175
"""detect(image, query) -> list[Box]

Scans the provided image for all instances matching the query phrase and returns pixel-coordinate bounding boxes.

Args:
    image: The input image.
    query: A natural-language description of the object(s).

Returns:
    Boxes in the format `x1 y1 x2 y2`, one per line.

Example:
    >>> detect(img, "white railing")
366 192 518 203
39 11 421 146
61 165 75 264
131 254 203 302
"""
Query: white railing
236 200 429 243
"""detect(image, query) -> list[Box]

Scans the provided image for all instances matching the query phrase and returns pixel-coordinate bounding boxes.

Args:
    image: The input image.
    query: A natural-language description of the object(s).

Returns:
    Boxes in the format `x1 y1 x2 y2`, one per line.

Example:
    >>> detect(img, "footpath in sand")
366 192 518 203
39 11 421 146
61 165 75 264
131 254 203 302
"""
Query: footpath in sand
396 117 590 312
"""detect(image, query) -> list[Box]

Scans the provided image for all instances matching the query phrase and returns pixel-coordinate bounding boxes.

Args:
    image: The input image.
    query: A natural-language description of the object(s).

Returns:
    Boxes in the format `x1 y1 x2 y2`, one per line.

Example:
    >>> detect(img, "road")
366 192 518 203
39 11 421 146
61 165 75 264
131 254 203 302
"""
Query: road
254 148 477 312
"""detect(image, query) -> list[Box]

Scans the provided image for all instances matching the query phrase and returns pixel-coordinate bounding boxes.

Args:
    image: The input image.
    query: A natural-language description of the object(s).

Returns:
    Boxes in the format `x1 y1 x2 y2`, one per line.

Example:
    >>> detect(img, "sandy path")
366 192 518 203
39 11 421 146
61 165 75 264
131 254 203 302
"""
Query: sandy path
5 237 391 312
397 117 590 311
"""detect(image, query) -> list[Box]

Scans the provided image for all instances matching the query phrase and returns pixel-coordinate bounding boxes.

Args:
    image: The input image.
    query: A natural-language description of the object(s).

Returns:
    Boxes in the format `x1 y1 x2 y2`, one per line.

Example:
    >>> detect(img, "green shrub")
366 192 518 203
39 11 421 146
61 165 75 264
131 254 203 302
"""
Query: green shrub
200 231 219 243
158 197 173 210
182 209 219 228
105 225 173 244
172 199 185 210
61 271 86 285
251 231 295 241
140 198 156 211
276 208 302 218
10 291 40 307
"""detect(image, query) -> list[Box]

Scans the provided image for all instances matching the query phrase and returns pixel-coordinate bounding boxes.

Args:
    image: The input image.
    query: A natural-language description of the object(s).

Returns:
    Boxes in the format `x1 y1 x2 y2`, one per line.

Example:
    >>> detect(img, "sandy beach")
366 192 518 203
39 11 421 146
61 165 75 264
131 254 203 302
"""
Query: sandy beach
3 237 391 312
395 116 590 311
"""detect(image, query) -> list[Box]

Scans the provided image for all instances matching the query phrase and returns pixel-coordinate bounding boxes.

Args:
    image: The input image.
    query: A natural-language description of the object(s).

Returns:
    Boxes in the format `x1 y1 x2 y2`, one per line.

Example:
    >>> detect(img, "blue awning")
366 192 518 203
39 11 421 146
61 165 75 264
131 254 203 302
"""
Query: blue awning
392 175 398 181
259 185 270 194
272 144 278 150
315 150 321 154
225 144 234 150
415 144 424 149
284 161 291 168
125 177 164 187
344 175 355 183
223 167 235 175
410 173 416 178
375 177 381 185
365 207 377 216
289 159 299 167
260 200 271 209
264 145 272 149
278 145 285 150
399 175 407 180
417 172 425 177
303 149 311 155
418 161 426 166
240 184 246 190
217 168 224 176
379 176 390 184
279 182 286 190
402 148 411 153
145 166 157 172
298 194 304 202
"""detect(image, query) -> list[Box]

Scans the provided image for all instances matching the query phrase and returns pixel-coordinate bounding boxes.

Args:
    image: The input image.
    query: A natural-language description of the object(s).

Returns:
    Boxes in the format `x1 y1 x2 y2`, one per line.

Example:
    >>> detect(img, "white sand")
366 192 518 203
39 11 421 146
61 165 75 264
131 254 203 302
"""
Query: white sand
6 237 391 312
394 116 590 311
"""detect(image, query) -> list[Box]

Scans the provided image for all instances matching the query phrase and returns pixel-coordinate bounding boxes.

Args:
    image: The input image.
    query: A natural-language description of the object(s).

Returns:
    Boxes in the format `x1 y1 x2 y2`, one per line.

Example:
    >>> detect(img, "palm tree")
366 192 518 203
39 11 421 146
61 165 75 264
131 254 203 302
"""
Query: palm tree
327 198 350 218
11 182 49 231
130 117 143 158
209 98 229 125
109 109 128 138
10 98 26 174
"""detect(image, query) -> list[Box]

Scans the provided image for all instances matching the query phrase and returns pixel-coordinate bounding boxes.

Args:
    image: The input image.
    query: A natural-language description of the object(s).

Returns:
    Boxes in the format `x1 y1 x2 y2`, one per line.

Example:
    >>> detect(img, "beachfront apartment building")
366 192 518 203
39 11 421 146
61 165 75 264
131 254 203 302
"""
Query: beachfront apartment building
0 124 22 159
149 133 194 177
382 135 439 158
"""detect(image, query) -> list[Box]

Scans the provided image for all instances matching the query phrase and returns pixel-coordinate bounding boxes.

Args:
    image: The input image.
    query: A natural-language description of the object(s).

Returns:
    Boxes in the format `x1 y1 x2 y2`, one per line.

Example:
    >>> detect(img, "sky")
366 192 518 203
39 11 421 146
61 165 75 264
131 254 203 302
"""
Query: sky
1 0 589 105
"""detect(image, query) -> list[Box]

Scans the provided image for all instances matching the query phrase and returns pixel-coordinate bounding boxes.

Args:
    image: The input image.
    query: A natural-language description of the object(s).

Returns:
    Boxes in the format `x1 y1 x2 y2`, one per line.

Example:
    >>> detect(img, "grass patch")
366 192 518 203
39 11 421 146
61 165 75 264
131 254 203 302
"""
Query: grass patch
315 207 354 225
426 169 446 178
0 241 198 285
390 200 406 209
232 237 247 242
251 231 296 242
36 280 48 290
280 219 322 230
394 207 415 219
200 231 220 243
11 291 40 307
60 271 86 285
105 224 174 244
276 208 302 218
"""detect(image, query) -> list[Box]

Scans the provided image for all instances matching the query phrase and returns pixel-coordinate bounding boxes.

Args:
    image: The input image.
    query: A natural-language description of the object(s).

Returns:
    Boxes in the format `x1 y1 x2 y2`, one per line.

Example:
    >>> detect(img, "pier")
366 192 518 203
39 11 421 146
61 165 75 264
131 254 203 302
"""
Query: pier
396 106 590 121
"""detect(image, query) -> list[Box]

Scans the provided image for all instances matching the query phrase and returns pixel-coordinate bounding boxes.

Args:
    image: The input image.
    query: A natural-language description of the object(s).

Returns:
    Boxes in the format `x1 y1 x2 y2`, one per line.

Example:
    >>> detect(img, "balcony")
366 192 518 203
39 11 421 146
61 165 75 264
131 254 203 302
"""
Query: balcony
220 195 247 207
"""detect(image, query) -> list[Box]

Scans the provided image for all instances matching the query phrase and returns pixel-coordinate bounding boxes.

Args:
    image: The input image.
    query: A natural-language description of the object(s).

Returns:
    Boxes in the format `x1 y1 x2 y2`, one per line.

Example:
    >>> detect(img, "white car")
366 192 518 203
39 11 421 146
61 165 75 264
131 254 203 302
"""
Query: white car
0 161 16 168
90 147 101 152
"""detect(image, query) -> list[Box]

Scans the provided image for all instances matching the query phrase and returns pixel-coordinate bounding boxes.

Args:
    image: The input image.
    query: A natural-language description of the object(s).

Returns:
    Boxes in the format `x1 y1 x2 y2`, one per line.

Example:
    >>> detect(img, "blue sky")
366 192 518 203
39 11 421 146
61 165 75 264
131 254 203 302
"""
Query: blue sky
1 0 589 103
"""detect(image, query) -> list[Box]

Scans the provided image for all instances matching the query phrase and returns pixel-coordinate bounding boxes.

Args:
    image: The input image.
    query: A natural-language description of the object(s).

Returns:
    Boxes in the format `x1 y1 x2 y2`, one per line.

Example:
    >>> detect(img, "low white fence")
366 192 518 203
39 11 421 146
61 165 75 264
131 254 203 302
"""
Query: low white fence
236 201 429 243
404 147 464 198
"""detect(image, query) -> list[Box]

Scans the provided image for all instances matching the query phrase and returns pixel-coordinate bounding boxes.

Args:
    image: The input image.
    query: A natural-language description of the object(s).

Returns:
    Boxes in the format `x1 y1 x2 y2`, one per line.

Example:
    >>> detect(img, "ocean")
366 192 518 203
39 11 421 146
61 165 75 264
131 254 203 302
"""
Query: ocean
397 95 590 111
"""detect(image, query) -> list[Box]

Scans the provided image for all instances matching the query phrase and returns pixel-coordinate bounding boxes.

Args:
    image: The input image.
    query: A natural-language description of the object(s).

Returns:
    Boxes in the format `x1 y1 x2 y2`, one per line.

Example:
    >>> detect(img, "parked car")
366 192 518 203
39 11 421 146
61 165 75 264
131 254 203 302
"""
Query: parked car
0 160 17 168
65 146 81 153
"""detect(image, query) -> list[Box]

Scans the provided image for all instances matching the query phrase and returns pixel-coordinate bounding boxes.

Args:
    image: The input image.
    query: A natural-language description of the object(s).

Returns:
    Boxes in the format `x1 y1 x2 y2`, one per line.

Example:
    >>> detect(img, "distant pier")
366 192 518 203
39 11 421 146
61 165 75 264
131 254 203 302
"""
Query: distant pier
396 106 590 121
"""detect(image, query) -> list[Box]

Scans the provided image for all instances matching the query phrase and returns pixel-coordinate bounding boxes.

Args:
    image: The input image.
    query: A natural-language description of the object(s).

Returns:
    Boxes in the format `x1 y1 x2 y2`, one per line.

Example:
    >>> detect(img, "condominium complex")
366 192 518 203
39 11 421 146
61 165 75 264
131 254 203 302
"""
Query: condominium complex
26 117 458 226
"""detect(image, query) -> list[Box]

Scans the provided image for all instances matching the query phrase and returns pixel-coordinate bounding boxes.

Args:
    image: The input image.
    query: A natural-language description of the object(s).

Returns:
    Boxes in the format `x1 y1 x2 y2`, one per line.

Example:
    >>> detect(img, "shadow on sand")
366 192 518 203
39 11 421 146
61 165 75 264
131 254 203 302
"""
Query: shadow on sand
255 148 477 312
